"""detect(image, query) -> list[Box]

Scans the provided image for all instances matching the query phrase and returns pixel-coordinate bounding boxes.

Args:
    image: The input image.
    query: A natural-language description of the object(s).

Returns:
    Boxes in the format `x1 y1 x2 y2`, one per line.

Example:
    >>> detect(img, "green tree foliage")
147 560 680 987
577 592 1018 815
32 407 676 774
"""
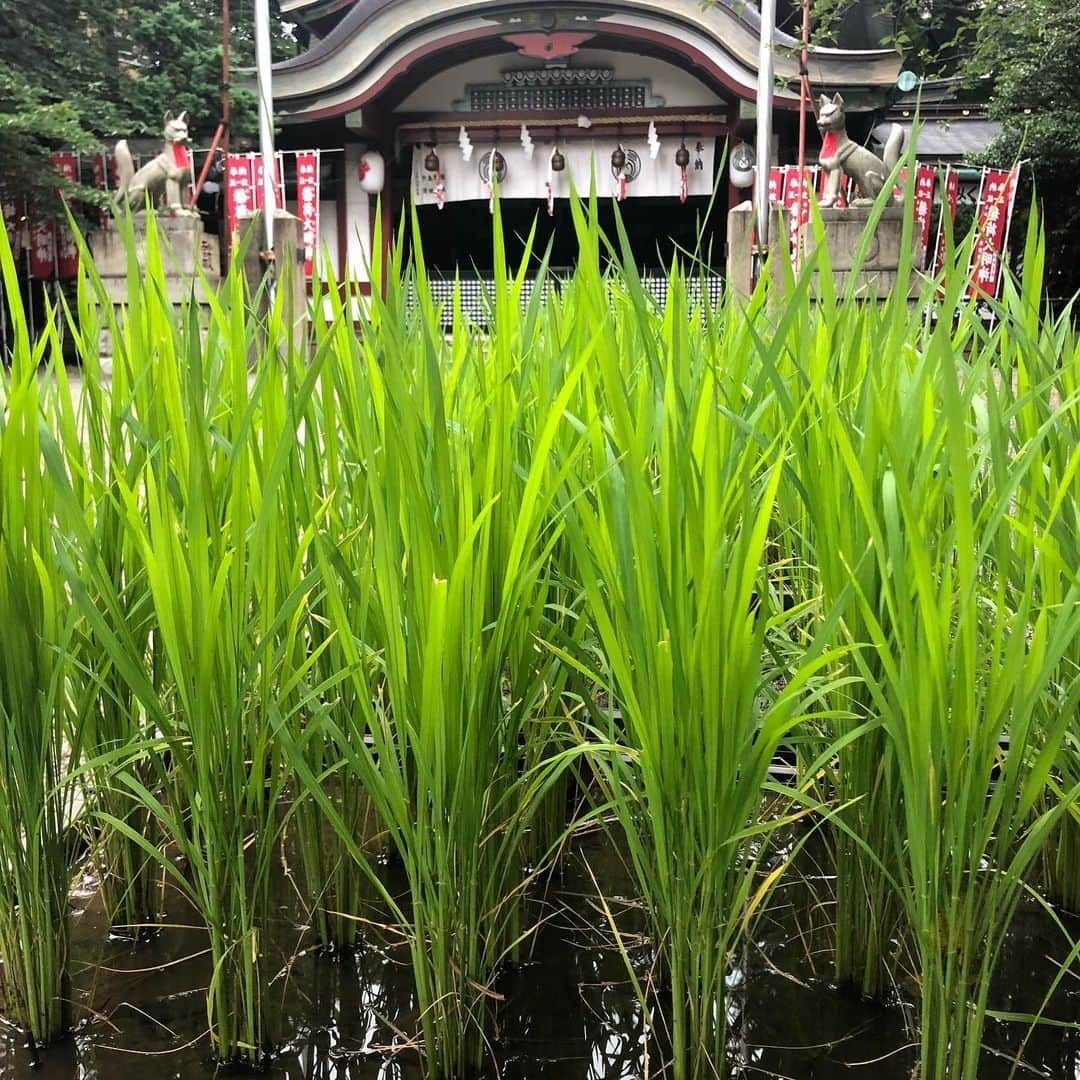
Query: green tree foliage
116 0 299 144
0 0 296 210
971 0 1080 296
800 0 975 74
0 0 127 207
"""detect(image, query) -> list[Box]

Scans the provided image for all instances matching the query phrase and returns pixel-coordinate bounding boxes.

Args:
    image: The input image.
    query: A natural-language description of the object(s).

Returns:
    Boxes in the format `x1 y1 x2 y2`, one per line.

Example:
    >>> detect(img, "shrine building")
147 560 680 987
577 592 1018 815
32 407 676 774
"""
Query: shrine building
271 0 903 303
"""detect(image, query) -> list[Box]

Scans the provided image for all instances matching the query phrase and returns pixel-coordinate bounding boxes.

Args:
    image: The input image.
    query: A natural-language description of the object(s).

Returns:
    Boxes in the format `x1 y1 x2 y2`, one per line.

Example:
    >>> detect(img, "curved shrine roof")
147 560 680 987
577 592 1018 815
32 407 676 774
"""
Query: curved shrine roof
273 0 902 121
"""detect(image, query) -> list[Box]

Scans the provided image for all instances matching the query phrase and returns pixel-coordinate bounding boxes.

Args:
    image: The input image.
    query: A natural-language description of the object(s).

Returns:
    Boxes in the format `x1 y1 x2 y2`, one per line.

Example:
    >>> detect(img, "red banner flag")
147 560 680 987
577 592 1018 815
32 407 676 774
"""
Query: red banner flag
768 167 784 205
931 166 960 278
30 217 55 279
2 196 21 249
91 153 109 227
295 151 320 279
969 165 1019 300
783 166 812 258
912 164 937 264
51 153 80 278
225 153 255 238
250 152 285 213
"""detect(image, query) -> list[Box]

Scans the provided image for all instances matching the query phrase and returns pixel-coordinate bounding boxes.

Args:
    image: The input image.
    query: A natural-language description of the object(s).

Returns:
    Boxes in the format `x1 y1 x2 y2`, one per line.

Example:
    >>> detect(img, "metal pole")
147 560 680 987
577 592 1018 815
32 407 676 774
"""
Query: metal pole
254 0 276 260
222 0 231 157
754 0 776 280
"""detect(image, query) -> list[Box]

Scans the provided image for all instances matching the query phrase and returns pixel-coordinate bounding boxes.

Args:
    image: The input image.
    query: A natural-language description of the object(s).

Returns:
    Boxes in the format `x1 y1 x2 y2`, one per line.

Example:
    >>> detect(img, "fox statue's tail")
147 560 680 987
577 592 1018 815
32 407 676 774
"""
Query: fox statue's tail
114 140 136 196
882 123 905 172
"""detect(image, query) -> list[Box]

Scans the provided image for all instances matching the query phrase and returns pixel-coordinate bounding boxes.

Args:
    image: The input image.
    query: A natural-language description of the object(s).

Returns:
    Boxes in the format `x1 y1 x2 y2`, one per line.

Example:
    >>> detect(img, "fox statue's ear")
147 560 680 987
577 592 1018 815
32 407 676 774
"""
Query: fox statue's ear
832 93 844 106
179 111 188 124
818 94 830 110
164 110 174 123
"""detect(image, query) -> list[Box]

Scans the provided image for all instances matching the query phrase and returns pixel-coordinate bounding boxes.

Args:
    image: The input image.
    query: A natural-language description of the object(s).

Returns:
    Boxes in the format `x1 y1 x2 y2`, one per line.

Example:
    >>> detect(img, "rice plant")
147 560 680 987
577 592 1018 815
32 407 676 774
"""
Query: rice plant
995 220 1080 914
279 205 590 1078
46 268 164 934
47 221 332 1066
549 199 852 1079
811 229 1080 1076
2 178 1077 1080
0 229 77 1045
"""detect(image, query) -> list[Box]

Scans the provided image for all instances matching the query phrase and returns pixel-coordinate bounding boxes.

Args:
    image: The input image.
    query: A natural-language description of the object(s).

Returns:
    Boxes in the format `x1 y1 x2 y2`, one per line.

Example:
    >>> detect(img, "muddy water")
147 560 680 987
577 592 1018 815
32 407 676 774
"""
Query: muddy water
2 834 1079 1079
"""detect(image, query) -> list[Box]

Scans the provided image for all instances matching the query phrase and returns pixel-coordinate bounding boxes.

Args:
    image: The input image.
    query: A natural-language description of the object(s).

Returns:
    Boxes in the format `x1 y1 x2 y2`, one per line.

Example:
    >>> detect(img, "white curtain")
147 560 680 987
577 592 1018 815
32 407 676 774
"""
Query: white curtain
411 137 716 205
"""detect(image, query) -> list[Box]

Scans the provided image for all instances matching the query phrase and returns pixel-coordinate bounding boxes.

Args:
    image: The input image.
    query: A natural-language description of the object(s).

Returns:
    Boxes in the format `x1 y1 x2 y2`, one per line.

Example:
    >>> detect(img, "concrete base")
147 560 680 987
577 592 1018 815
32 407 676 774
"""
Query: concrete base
89 211 309 358
91 214 221 305
726 202 926 300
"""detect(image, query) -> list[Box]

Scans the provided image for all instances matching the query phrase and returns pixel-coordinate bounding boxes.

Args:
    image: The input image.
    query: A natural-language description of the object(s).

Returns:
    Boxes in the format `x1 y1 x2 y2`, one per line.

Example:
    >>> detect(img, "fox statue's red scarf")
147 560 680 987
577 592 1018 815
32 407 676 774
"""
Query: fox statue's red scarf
170 143 190 170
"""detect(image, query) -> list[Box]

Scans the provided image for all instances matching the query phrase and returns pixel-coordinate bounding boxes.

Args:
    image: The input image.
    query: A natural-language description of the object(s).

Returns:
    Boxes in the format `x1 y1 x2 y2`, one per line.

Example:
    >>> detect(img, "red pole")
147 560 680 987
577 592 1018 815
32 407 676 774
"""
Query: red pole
796 0 810 267
190 122 227 207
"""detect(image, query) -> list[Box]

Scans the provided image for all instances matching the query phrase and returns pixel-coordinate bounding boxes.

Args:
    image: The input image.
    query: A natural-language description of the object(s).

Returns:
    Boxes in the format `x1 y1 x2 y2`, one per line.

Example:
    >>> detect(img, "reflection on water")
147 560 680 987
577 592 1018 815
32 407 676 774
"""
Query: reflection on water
1 832 1078 1078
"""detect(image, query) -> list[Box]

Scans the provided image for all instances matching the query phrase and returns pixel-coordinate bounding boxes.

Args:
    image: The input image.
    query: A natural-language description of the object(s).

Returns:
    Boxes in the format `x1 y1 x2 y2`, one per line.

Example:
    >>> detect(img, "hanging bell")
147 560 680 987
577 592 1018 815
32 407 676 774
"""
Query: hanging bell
424 146 441 173
611 145 626 172
490 149 506 174
551 148 566 172
675 143 691 169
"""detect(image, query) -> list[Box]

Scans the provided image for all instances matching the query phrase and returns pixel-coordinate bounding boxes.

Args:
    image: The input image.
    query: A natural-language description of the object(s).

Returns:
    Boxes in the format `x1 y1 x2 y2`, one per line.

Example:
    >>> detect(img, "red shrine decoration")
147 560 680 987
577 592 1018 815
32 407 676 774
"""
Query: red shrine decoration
503 31 593 60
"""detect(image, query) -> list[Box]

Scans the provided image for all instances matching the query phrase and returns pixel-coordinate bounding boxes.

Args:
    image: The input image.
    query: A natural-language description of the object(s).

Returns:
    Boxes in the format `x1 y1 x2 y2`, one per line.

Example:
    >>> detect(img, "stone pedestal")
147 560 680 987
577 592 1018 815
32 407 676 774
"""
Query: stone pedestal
91 213 221 305
89 210 309 358
90 214 221 358
726 202 926 300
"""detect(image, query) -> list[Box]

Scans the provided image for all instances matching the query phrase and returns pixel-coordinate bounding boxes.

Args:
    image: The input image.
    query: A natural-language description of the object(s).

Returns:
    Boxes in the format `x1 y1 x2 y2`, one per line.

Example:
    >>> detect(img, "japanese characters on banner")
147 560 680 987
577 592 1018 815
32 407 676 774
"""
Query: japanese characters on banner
782 167 812 255
226 152 286 236
51 153 80 279
969 165 1019 300
225 154 255 237
768 167 784 205
295 151 320 279
912 164 937 264
2 196 20 249
30 217 55 279
932 166 960 277
225 151 323 275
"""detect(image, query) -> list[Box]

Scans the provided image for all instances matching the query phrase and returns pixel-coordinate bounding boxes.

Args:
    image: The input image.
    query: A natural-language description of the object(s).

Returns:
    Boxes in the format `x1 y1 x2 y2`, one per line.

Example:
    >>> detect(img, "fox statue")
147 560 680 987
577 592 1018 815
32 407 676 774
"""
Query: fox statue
114 111 194 213
817 93 904 207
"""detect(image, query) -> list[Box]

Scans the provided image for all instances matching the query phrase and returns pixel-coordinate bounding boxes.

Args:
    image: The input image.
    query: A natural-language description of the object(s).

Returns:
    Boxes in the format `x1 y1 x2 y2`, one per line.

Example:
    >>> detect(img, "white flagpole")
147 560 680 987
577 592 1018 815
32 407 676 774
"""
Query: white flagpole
754 0 776 282
254 0 276 264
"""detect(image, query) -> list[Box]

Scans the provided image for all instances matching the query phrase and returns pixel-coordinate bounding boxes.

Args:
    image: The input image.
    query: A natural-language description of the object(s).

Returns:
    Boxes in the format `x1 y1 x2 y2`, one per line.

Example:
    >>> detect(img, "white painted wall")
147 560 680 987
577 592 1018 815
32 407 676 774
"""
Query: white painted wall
394 49 722 113
343 143 373 282
318 198 339 279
